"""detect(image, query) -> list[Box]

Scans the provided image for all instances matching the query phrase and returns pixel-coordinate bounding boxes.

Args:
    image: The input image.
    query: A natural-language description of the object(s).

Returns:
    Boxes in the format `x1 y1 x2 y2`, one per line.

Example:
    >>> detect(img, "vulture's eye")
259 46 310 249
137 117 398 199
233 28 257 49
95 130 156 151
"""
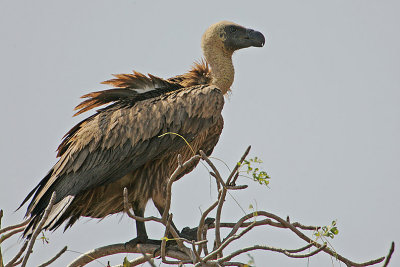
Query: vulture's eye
229 26 237 33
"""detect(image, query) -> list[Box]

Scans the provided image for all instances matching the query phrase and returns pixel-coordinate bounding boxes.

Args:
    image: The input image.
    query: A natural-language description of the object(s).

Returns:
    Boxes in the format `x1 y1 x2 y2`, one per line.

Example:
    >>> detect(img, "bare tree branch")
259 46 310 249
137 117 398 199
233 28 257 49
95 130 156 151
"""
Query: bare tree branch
197 200 218 255
213 218 319 232
137 245 156 267
162 155 201 223
21 191 56 267
0 218 30 236
161 214 171 262
252 211 386 267
203 221 257 262
111 255 148 267
211 243 327 264
123 188 162 223
0 228 25 244
285 243 313 253
4 240 28 267
284 243 327 258
200 151 226 188
227 145 251 185
382 241 395 267
37 246 68 267
67 243 191 267
2 146 393 267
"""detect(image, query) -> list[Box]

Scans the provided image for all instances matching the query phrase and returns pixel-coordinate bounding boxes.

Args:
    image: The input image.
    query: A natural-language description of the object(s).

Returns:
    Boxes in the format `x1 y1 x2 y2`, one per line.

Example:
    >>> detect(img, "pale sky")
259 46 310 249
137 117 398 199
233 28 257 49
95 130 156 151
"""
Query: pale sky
0 0 399 266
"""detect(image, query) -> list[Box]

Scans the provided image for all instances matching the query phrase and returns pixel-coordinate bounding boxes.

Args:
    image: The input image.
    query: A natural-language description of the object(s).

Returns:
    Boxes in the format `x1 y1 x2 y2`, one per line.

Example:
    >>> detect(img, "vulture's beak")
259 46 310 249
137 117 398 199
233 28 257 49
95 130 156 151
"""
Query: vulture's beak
246 28 265 47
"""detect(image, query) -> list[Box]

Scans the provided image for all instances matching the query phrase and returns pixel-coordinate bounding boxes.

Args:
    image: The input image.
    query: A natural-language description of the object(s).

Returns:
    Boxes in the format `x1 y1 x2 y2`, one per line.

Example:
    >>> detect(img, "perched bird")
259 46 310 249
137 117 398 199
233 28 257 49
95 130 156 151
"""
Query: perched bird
20 21 265 243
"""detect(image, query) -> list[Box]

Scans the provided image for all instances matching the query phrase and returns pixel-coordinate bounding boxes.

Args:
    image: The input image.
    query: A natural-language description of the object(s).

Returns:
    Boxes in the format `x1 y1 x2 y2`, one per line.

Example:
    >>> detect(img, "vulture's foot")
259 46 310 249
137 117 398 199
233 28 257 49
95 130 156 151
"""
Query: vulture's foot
152 239 180 257
125 235 161 248
180 227 198 241
180 217 216 241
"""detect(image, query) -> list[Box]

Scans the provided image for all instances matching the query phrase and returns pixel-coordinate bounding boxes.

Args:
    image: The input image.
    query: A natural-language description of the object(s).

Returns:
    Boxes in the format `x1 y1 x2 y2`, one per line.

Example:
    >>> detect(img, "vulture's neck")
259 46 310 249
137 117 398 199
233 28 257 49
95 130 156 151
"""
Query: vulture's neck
203 46 234 95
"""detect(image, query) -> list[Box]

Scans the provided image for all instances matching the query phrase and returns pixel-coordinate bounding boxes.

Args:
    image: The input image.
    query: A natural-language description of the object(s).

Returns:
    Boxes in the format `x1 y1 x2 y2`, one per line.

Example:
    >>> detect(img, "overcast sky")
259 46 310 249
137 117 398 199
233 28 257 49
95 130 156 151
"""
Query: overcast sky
0 0 399 266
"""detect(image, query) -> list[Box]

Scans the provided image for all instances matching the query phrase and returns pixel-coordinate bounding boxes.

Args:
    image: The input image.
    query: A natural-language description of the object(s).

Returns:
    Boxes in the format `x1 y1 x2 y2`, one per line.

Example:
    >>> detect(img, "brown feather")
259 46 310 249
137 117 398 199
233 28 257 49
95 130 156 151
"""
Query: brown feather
23 60 219 236
25 83 224 234
168 59 211 87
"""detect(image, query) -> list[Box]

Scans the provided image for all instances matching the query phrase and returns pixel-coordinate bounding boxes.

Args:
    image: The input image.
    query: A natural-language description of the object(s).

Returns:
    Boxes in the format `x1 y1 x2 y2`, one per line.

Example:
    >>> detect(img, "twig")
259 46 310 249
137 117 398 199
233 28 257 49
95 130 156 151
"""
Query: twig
21 191 56 267
0 218 31 235
203 221 257 262
209 172 221 191
211 218 319 232
200 150 226 187
160 215 171 262
199 152 226 254
220 212 320 244
165 215 187 252
205 147 251 257
382 241 395 267
37 246 68 267
197 200 218 255
137 245 156 267
123 188 162 223
191 240 201 264
253 211 385 267
214 187 226 254
4 240 28 267
202 228 209 256
212 243 326 264
220 262 247 266
0 228 26 244
220 213 257 243
286 243 313 253
225 185 248 190
201 147 252 257
11 258 23 266
111 255 148 267
159 213 190 264
227 145 251 185
162 155 201 223
284 243 327 258
202 207 386 266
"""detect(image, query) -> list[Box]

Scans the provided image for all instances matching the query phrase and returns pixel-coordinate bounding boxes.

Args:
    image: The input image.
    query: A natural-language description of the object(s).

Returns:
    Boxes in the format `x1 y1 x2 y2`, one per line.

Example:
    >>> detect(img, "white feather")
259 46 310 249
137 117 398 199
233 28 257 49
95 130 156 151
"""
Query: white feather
45 195 75 229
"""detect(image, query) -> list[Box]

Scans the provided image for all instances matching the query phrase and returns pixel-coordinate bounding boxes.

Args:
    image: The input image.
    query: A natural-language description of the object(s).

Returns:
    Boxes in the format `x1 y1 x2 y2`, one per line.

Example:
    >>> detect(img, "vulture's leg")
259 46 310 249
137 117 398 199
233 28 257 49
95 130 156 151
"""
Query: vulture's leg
125 204 161 246
133 207 148 242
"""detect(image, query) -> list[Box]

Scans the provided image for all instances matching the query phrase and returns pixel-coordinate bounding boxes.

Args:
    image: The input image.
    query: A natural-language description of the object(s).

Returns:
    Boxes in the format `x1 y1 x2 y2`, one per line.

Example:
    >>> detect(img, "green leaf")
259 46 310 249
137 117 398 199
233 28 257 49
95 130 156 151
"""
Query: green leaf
123 256 131 267
331 227 339 235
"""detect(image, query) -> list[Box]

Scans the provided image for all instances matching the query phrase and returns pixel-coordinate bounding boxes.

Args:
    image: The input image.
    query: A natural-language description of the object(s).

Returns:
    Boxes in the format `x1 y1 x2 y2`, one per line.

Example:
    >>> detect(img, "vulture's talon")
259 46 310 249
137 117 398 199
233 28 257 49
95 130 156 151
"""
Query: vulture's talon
180 227 198 241
124 235 151 248
152 239 178 257
180 217 215 241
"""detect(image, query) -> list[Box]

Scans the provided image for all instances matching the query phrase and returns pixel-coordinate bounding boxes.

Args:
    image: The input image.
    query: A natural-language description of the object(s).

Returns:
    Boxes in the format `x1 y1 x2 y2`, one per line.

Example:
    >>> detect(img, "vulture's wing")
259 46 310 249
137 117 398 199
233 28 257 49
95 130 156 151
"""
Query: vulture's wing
21 79 224 232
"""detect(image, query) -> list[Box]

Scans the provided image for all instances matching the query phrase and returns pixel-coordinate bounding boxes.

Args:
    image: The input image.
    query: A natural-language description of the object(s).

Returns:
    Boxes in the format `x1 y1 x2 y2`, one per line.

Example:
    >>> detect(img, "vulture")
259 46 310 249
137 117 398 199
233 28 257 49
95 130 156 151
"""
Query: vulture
20 21 265 243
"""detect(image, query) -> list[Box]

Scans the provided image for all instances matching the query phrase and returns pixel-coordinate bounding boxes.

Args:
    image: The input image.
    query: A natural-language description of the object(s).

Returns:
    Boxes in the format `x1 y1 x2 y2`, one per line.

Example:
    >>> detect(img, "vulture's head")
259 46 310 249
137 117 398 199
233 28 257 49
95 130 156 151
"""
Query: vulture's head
201 21 265 55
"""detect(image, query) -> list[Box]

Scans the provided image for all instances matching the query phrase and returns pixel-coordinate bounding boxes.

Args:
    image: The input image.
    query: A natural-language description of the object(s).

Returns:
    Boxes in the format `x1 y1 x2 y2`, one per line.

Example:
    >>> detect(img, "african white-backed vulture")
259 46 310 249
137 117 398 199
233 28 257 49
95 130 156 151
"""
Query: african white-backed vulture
20 21 265 243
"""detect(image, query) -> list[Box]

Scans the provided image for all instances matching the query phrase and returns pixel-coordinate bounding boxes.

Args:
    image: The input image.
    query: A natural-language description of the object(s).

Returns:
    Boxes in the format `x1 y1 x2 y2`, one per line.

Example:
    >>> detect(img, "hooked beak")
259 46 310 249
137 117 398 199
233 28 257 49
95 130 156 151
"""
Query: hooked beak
245 28 265 47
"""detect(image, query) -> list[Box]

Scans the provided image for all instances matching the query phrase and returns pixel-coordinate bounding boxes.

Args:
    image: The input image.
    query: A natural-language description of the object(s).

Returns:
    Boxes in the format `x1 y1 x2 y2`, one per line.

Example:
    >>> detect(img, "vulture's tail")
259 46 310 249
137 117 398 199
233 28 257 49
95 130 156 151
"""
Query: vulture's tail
23 195 74 238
